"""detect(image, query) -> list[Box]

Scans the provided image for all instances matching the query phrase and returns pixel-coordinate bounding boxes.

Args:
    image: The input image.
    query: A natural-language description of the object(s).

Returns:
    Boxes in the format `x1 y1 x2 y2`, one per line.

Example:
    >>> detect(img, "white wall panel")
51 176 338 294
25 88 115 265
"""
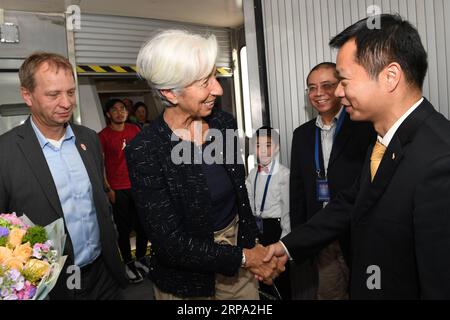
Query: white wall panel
74 14 232 67
261 0 450 167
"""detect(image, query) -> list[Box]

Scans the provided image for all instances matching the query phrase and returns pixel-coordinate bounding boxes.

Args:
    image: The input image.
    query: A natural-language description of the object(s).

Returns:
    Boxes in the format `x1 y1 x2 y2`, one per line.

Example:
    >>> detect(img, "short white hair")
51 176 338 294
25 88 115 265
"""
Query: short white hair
137 29 218 105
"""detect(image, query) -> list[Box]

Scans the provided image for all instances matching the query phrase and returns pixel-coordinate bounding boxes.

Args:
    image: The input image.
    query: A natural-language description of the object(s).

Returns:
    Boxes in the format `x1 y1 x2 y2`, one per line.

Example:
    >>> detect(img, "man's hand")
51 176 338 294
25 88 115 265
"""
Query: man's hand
106 189 116 204
255 242 289 283
243 244 277 284
263 241 288 262
243 244 286 285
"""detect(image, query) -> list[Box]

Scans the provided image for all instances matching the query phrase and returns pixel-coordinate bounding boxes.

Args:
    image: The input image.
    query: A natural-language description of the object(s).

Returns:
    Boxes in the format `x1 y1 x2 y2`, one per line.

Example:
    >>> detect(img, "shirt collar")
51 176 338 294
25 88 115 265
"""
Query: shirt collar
30 116 75 149
378 97 424 147
315 106 344 130
257 158 279 174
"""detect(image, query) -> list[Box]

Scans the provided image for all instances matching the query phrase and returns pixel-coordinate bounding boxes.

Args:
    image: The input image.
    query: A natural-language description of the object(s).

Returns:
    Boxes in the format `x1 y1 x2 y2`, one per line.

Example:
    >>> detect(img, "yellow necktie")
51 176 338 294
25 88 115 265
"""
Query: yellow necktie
370 141 387 181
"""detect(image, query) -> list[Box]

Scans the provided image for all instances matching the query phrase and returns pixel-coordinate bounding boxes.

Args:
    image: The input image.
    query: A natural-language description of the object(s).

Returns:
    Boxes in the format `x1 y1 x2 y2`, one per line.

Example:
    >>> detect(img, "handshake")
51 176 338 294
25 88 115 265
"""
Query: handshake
243 242 288 285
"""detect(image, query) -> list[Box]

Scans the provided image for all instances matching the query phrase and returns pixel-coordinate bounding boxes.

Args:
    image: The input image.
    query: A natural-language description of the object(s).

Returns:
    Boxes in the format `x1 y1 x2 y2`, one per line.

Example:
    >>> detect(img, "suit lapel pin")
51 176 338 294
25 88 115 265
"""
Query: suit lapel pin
80 143 87 151
392 153 395 160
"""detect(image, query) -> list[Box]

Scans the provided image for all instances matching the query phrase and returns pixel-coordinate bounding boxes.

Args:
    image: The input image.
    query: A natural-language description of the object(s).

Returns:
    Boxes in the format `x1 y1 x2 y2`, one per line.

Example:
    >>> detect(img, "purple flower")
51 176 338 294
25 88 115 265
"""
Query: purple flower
17 281 38 300
27 284 37 299
3 293 18 300
0 226 8 237
7 269 21 282
13 278 25 291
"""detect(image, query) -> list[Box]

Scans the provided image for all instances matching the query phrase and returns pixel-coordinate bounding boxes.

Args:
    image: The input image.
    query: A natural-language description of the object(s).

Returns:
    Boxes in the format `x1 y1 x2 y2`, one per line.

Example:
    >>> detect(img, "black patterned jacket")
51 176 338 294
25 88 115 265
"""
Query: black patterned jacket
125 109 258 298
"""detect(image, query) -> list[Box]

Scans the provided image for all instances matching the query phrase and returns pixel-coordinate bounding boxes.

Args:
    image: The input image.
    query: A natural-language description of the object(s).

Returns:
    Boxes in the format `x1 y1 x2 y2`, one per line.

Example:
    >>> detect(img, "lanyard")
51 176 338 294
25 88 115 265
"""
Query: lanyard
253 161 275 216
314 110 346 177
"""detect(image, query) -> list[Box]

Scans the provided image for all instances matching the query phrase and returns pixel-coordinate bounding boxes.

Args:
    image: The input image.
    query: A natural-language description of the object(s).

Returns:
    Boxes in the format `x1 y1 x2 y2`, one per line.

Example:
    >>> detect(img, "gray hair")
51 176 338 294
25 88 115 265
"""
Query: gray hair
137 29 218 106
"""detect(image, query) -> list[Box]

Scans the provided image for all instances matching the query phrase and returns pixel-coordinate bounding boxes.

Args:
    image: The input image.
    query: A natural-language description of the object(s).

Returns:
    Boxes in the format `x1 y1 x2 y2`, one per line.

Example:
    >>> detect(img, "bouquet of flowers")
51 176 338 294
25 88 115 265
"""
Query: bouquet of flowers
0 213 67 300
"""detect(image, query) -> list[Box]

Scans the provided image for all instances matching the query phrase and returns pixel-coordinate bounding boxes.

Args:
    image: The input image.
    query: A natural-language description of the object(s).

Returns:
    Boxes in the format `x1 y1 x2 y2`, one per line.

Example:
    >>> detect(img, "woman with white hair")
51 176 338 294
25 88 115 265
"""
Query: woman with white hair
125 30 277 300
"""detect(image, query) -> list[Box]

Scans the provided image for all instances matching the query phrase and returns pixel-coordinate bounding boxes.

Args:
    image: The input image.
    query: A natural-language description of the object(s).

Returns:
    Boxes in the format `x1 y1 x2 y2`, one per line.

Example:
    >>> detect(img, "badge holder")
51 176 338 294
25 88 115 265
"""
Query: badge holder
316 171 330 202
255 216 264 234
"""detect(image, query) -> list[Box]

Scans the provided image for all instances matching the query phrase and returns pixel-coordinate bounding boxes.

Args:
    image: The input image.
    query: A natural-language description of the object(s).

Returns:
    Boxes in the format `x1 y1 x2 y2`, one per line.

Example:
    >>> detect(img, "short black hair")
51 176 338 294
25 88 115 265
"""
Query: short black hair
329 13 428 89
104 98 125 113
133 101 148 113
306 62 337 84
256 126 280 144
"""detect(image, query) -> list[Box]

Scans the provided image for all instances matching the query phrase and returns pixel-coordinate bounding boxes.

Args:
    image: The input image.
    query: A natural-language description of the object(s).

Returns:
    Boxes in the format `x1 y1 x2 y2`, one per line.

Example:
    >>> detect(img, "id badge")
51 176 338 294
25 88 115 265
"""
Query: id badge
255 216 264 234
316 178 330 202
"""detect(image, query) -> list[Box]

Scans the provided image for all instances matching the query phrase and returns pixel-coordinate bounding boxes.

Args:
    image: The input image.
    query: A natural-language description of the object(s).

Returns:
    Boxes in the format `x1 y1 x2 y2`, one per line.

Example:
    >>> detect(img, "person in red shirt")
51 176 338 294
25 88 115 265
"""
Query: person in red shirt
99 98 149 284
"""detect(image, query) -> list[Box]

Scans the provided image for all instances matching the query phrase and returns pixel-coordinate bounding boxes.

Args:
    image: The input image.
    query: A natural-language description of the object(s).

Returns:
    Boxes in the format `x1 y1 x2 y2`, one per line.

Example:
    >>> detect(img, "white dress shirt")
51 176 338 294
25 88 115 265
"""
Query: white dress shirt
246 160 291 237
378 97 423 146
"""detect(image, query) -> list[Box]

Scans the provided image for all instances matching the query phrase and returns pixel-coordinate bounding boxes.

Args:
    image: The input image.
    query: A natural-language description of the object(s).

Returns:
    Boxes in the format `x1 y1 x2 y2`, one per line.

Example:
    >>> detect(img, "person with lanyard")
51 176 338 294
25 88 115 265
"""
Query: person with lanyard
246 126 291 300
264 14 450 299
288 62 375 299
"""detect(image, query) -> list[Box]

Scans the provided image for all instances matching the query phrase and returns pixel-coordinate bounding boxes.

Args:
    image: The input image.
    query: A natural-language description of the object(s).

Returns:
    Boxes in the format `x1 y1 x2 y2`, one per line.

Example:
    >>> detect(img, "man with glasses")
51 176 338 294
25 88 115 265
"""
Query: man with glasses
289 62 375 299
99 99 150 284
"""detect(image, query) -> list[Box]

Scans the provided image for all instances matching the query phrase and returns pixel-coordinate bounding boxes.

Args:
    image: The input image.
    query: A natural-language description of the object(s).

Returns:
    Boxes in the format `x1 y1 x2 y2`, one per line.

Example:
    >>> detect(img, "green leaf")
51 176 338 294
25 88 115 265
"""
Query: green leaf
22 226 48 246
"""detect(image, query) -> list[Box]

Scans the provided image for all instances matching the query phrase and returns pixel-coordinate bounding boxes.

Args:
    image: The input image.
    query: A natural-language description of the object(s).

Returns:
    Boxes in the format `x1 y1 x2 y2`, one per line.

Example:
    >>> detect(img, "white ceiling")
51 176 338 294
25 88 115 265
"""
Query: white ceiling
0 0 244 27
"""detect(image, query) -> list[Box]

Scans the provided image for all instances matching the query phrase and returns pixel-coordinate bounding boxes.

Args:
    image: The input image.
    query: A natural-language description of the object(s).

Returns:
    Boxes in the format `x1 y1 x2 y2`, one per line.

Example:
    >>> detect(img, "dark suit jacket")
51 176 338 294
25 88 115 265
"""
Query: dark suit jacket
290 112 375 259
283 99 450 299
125 110 259 298
289 111 375 298
0 118 126 299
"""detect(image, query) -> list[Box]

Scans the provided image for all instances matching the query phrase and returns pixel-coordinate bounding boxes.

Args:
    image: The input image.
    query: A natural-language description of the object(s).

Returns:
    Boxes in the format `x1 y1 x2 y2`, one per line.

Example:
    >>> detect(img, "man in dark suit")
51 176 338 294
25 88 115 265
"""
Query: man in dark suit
264 14 450 299
0 52 127 299
290 63 375 299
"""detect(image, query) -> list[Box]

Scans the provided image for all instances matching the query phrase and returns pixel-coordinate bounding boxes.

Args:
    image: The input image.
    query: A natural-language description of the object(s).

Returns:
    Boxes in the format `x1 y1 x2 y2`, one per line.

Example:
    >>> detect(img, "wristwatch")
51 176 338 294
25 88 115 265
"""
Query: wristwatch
241 250 246 267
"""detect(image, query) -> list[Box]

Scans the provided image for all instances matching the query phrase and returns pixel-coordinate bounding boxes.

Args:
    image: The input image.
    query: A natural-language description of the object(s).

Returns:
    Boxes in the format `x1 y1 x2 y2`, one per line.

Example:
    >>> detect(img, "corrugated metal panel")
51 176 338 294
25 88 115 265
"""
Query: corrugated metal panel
261 0 450 167
74 14 231 67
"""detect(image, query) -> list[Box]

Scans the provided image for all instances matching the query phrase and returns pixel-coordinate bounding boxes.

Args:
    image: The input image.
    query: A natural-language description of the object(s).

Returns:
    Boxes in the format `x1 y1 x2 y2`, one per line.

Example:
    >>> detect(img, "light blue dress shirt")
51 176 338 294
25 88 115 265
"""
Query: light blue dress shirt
315 106 344 175
31 118 101 267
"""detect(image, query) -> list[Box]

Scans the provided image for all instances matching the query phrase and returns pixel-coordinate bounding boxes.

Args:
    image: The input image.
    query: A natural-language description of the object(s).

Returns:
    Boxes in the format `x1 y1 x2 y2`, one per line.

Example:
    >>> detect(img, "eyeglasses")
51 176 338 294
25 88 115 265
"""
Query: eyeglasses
306 82 338 94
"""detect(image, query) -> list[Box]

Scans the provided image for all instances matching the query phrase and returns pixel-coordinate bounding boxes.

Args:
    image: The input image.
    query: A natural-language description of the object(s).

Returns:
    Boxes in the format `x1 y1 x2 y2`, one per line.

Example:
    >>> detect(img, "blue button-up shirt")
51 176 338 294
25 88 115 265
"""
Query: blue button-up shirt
31 118 101 267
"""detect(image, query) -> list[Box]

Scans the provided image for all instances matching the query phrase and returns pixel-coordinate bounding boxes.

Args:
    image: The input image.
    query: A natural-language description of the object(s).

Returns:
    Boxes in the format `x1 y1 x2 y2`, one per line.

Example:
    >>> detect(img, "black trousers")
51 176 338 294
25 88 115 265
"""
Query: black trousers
74 255 123 300
258 218 291 300
112 188 148 263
